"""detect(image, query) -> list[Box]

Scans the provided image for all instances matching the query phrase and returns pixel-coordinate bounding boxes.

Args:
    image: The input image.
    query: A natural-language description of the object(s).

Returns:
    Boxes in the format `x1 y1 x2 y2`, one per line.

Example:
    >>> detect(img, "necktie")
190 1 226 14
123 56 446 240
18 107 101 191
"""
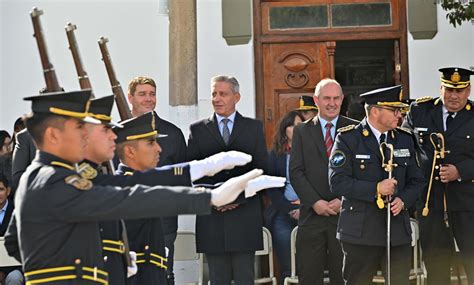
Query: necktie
324 122 334 157
446 112 454 131
379 133 386 145
222 118 230 145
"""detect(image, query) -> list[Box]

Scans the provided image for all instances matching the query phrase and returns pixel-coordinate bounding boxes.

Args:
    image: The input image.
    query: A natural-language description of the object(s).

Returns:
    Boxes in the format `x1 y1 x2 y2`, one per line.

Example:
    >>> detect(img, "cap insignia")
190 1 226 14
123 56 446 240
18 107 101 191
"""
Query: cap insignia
451 72 461 83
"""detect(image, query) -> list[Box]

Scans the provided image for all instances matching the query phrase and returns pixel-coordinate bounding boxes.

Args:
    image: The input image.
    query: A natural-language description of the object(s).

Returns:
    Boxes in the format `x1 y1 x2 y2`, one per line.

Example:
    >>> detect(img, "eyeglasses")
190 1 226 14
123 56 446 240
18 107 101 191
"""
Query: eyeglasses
376 106 402 116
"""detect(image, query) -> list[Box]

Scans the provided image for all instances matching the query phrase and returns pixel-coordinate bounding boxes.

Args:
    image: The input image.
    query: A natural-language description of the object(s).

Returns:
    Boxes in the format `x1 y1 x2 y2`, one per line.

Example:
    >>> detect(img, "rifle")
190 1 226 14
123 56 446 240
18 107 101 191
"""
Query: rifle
98 37 133 120
30 7 61 92
65 22 93 93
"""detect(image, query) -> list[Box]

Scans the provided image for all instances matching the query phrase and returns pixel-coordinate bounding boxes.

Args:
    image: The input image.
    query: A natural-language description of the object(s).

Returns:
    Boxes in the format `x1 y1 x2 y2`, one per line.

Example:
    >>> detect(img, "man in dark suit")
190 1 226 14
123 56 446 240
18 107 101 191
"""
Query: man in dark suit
402 67 474 284
11 129 36 194
187 75 268 285
0 173 24 285
329 86 424 285
127 76 187 284
290 79 357 285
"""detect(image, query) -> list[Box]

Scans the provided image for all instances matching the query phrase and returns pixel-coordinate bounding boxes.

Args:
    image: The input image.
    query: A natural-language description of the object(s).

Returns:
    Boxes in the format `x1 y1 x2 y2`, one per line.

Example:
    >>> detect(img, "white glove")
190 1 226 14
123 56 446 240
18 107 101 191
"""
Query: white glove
245 175 286 198
127 251 138 278
211 169 263 207
189 151 252 182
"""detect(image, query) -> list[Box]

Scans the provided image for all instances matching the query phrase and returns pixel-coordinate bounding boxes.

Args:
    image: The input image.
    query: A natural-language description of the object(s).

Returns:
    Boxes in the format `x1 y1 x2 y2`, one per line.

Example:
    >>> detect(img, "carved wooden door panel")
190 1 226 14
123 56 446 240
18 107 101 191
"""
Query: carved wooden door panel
262 42 334 148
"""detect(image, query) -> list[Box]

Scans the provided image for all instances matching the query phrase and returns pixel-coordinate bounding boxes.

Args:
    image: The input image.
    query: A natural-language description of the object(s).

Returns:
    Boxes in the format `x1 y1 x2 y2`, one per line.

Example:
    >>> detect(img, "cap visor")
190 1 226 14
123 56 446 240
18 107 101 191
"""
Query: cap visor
83 116 101 125
107 120 124 128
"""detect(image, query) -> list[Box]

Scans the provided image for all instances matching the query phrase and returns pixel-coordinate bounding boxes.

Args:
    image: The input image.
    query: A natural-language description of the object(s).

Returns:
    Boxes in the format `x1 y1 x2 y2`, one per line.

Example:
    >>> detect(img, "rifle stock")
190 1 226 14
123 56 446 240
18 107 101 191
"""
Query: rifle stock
30 7 61 92
65 22 93 94
98 36 133 120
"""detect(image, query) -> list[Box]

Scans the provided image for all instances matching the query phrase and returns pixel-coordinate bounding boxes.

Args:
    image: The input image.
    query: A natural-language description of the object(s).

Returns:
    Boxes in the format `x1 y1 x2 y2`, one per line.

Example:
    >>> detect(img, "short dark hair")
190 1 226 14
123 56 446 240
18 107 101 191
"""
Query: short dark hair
13 117 26 133
0 173 9 188
115 140 138 162
0 130 11 147
25 113 67 147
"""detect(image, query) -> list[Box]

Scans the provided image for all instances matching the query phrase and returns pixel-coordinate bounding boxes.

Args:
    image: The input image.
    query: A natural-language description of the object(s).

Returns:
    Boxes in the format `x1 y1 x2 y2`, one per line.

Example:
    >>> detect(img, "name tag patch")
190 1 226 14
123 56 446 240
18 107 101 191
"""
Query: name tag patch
416 127 428 132
394 149 411 158
355 154 370 159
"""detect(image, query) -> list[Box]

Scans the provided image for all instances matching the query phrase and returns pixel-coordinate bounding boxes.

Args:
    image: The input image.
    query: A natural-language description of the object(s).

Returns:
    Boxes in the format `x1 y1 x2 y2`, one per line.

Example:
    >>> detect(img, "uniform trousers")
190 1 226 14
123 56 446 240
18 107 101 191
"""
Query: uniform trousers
340 241 411 285
420 210 474 285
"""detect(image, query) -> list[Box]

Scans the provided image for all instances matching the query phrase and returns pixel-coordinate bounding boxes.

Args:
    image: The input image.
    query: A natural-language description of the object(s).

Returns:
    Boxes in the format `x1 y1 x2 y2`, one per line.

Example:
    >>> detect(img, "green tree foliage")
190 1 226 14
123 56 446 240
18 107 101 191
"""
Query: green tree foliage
441 0 474 27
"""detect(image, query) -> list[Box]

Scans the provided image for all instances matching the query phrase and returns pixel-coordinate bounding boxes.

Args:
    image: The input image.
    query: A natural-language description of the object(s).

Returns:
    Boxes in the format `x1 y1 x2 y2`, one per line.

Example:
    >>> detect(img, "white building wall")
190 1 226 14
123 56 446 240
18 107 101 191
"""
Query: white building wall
0 0 255 135
407 5 474 99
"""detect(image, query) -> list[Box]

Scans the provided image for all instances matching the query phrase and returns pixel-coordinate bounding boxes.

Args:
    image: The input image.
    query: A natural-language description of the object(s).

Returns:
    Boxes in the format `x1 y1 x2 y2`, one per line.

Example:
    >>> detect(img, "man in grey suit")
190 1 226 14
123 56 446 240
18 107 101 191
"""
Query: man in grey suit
290 78 358 285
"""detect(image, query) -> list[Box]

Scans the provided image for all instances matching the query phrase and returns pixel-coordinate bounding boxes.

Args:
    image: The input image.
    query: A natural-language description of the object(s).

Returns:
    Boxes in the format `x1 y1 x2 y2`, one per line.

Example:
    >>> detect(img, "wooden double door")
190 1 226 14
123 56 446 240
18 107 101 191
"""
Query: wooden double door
260 39 402 148
253 0 409 148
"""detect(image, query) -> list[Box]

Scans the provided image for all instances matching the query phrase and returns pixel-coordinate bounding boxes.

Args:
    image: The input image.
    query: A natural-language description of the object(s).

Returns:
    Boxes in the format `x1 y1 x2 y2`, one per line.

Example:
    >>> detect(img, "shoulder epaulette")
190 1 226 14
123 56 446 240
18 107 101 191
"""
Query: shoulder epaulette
337 125 356 133
77 162 98 180
396 127 413 135
415 96 433 104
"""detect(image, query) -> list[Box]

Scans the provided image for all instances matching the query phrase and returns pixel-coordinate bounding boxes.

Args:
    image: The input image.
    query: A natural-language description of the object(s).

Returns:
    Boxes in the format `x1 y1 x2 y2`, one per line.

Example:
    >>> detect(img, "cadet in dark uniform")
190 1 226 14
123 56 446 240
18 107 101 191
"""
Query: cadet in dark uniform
114 112 172 285
402 67 474 285
295 95 318 121
6 89 273 285
329 86 424 285
77 96 261 285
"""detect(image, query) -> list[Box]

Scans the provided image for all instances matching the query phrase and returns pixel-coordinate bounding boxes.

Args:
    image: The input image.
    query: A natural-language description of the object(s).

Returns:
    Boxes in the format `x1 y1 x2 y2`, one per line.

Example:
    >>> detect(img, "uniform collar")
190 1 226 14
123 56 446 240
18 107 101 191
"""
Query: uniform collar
117 163 135 175
37 151 76 170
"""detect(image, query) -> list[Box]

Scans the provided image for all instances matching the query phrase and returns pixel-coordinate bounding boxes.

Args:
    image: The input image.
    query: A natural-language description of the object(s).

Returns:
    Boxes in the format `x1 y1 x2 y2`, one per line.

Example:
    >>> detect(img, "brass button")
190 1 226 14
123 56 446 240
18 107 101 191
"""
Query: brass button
361 160 365 163
435 165 439 169
145 245 150 250
360 165 365 170
436 155 441 159
419 139 424 144
350 206 353 210
104 256 108 262
467 135 470 139
435 177 440 181
75 259 81 265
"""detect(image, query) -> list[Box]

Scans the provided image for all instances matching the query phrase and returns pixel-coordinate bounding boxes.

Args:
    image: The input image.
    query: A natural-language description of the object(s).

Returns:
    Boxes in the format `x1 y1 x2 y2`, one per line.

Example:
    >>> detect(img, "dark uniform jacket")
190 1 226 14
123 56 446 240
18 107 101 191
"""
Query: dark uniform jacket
290 115 358 227
117 163 173 285
187 112 268 253
9 151 210 285
78 160 193 285
329 119 425 246
402 98 474 211
154 113 187 236
11 129 36 193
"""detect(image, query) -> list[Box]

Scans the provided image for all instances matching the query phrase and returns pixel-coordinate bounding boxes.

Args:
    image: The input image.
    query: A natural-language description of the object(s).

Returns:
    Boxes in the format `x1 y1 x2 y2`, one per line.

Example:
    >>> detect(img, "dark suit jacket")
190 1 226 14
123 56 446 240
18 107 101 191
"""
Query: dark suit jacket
265 151 298 225
402 98 474 211
329 119 425 246
0 199 14 236
187 112 268 253
12 129 36 193
290 115 358 227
